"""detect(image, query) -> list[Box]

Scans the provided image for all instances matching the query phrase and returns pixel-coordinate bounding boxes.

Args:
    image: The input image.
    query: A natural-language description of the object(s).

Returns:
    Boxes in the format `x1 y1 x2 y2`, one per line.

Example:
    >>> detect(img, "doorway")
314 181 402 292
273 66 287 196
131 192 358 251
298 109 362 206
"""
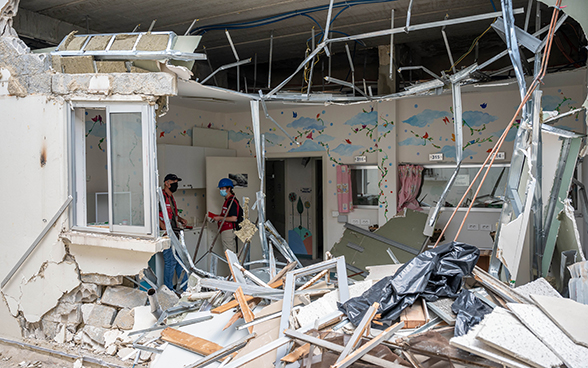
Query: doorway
265 157 324 259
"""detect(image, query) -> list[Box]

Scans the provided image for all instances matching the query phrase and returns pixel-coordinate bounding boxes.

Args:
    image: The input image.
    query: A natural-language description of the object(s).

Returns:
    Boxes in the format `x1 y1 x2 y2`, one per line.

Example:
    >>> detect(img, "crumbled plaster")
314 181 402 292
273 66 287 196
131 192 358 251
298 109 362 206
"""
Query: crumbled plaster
0 292 21 338
51 72 176 97
12 260 80 323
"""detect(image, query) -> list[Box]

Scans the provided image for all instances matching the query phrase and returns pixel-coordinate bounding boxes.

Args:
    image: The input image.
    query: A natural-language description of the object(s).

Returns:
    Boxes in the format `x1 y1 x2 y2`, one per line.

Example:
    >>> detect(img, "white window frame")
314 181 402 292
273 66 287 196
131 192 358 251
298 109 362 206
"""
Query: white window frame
69 101 158 237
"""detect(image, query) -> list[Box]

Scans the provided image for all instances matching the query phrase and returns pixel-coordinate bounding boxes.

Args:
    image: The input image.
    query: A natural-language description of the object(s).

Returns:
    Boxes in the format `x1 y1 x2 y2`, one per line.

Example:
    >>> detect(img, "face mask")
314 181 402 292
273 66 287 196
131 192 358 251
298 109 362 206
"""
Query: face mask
170 182 178 193
220 189 227 197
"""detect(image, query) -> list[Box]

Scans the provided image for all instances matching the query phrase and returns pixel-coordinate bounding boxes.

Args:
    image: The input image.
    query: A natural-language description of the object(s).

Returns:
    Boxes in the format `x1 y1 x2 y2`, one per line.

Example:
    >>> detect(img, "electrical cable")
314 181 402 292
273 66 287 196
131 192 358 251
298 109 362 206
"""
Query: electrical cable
445 21 495 72
189 0 397 35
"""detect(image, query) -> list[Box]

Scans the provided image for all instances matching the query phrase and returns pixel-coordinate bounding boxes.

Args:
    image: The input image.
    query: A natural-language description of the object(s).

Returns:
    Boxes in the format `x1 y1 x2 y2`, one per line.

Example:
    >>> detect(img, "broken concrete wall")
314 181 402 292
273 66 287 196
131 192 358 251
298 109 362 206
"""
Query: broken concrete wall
0 32 177 340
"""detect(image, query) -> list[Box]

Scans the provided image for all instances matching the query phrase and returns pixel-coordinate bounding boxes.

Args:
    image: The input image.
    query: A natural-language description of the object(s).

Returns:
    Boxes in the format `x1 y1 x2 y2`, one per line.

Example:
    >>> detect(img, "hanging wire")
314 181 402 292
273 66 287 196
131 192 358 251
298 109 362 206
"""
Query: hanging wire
444 21 496 73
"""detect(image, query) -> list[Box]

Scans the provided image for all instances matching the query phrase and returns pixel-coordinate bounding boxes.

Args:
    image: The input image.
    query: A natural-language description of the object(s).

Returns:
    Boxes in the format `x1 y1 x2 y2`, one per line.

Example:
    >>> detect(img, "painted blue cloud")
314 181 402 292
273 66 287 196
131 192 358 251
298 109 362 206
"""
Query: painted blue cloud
315 134 335 143
491 128 518 142
263 132 286 147
331 144 364 156
542 95 578 111
158 120 183 134
287 117 326 131
228 130 252 142
344 111 377 126
289 140 324 152
398 137 424 146
462 111 498 127
379 120 395 134
402 109 451 127
440 145 476 160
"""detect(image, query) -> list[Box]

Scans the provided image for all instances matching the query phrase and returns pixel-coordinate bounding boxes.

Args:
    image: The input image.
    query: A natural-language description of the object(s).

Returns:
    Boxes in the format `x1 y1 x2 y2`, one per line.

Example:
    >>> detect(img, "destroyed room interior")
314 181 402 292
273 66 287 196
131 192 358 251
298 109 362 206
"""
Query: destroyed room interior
2 0 588 367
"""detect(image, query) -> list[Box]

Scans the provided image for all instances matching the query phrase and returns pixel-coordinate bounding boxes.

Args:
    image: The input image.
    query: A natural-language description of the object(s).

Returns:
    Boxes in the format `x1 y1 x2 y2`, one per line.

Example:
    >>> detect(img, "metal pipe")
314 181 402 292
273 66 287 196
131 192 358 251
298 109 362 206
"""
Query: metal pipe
389 9 395 80
524 0 533 32
398 66 442 81
405 0 414 33
344 43 355 96
2 196 72 289
253 53 257 89
148 19 157 33
323 0 335 56
441 21 456 73
202 46 218 87
306 28 316 98
201 59 251 85
147 288 163 319
259 95 299 145
324 76 370 99
268 31 274 89
225 29 240 61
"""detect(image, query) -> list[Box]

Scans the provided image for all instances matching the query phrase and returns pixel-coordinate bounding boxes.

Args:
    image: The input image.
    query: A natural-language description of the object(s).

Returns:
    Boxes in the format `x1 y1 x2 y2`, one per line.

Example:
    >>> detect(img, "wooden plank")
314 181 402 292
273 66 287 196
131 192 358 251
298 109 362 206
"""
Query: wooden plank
234 287 255 333
269 261 297 285
211 278 283 314
400 299 428 329
161 327 231 360
281 343 311 363
283 329 403 368
336 302 379 363
331 322 404 368
298 269 329 291
223 301 260 331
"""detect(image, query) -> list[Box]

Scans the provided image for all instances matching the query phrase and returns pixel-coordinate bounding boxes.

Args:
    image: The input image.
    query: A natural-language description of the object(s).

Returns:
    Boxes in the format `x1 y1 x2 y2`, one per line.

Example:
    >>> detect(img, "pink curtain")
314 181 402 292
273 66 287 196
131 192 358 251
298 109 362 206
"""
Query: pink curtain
337 165 353 213
397 164 424 212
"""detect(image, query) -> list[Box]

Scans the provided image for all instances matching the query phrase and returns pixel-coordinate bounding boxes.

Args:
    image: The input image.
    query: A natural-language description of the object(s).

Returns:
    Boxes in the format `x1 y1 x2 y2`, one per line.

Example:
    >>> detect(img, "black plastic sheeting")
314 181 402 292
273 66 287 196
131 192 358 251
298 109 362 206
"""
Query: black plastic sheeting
338 242 479 327
451 289 493 336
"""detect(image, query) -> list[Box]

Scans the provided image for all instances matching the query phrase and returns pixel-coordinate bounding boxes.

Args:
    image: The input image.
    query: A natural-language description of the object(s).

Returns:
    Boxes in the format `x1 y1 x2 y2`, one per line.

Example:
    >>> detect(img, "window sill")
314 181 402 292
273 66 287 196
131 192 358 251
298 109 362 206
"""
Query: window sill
61 230 170 253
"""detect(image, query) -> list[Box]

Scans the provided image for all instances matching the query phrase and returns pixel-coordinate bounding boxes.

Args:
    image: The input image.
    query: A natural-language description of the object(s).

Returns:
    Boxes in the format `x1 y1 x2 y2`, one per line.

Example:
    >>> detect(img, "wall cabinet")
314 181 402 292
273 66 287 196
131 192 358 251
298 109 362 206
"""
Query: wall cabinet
157 144 236 189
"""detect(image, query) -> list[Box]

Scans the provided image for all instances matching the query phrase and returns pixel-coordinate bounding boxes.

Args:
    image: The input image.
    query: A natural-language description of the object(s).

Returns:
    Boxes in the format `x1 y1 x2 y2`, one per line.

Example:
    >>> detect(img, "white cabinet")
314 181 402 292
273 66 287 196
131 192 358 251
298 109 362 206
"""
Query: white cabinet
157 144 236 189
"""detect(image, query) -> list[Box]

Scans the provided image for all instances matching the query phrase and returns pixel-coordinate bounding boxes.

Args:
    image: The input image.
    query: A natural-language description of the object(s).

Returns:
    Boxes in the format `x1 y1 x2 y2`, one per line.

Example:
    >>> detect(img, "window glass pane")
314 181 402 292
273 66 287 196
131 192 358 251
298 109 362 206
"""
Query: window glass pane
110 112 144 226
350 167 379 206
419 166 509 208
85 109 108 227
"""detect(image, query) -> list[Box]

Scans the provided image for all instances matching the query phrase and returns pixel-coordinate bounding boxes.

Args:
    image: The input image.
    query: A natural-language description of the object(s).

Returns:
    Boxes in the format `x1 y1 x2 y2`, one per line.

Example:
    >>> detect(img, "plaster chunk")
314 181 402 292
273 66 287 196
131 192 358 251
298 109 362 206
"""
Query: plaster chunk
51 72 176 96
82 325 108 346
80 303 116 328
41 320 60 340
101 286 147 310
18 261 80 323
62 283 101 304
53 324 66 344
117 347 135 359
43 302 81 324
156 285 179 312
112 308 134 330
104 329 123 347
81 274 123 286
106 344 118 356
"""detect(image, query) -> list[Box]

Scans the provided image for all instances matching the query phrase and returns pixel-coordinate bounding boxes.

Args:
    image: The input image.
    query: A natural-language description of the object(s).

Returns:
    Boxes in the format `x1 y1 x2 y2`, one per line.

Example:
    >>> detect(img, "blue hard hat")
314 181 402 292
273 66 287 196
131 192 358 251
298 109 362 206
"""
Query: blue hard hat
218 178 234 188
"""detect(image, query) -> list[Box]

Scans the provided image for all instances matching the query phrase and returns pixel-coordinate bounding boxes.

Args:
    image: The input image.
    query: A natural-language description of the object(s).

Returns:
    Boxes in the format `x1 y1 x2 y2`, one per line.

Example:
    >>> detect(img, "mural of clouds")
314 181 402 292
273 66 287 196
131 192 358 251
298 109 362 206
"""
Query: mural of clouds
490 128 518 142
402 109 451 127
462 111 498 127
287 117 326 131
344 110 377 126
379 120 395 133
398 137 424 146
542 95 577 111
228 130 252 142
288 140 324 152
440 145 476 159
263 132 286 147
331 143 364 156
157 120 183 134
315 134 335 143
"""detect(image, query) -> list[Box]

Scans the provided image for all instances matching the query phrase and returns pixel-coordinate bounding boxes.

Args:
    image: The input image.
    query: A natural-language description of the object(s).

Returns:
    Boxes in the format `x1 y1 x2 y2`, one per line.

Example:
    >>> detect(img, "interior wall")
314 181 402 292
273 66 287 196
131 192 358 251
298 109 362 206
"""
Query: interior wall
156 104 224 224
162 69 587 254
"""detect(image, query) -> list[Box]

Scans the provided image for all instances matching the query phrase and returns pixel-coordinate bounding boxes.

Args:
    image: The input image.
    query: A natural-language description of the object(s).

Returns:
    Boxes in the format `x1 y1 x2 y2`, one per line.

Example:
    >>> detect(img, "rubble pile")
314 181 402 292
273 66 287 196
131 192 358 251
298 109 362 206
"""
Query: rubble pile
36 244 581 368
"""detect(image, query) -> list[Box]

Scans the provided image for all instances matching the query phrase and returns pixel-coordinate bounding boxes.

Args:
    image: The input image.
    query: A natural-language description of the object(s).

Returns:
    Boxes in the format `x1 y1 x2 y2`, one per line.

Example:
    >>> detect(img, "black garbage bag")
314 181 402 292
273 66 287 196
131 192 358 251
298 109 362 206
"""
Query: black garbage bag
451 289 493 336
338 242 479 327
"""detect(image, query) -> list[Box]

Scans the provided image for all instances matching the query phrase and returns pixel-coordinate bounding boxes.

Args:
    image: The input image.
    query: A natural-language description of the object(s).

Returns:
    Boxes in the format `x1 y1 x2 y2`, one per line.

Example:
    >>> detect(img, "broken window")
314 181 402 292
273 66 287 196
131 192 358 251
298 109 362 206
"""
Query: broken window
70 102 157 236
420 164 510 208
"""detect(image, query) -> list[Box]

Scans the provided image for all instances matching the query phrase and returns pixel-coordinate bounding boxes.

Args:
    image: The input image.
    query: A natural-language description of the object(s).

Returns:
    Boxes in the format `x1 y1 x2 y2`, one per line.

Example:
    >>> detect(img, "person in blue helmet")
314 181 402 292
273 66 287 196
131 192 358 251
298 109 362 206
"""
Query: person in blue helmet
211 178 241 253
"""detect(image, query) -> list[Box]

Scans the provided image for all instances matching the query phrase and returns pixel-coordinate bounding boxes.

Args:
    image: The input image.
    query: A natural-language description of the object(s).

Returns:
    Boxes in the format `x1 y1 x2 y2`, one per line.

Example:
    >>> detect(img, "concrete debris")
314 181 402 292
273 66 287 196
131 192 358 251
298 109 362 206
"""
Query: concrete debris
80 303 116 328
101 285 147 309
156 285 180 312
112 308 134 330
82 325 108 347
80 274 123 286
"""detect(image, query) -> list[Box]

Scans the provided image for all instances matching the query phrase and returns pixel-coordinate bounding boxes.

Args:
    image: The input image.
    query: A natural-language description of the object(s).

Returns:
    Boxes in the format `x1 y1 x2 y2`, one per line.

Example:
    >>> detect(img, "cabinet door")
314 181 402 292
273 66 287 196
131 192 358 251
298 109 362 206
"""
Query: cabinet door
158 145 205 188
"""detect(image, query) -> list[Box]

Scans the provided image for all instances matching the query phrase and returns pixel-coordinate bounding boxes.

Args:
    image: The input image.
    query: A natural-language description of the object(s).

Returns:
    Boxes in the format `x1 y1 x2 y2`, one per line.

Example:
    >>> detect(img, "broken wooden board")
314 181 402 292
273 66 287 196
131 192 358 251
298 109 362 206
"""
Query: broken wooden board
400 299 428 329
508 303 588 368
161 328 231 360
450 324 530 368
530 294 588 348
280 343 310 363
475 307 563 368
234 287 255 333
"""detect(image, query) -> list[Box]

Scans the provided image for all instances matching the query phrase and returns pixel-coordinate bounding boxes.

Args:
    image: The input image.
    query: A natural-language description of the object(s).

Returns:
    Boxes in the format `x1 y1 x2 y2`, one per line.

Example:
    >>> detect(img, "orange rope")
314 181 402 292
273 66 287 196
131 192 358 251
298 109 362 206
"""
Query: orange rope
434 1 562 247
